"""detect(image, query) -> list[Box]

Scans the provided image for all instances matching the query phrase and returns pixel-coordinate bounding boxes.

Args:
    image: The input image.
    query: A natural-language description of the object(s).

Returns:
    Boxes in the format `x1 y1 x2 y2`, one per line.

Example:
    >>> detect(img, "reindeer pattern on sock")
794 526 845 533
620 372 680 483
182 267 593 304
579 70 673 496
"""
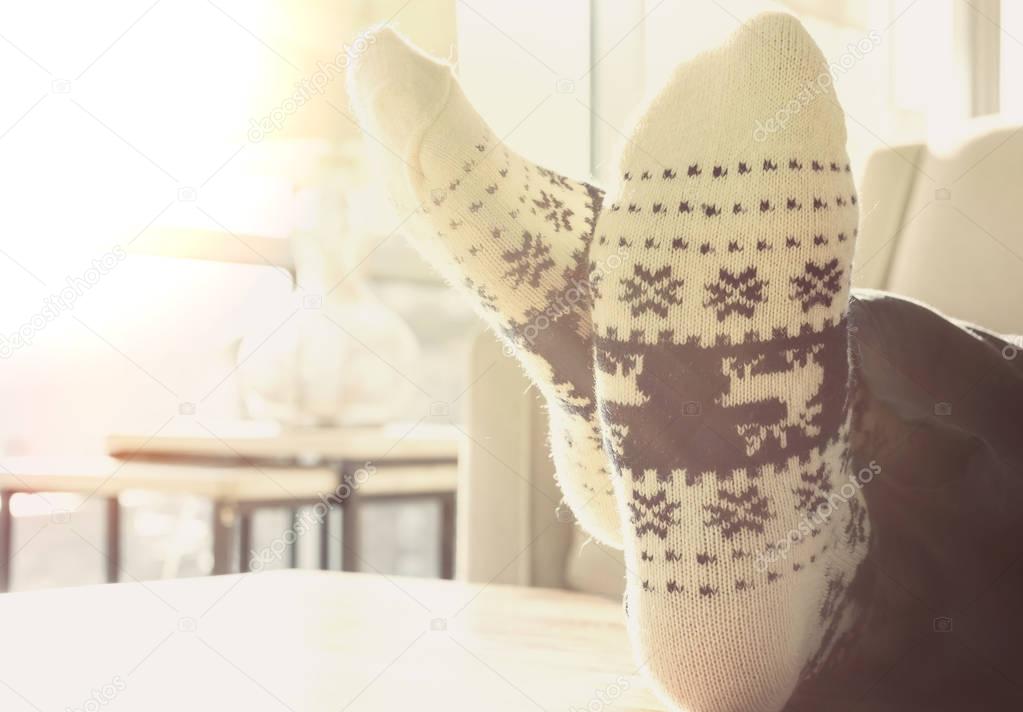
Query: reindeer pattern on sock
596 321 850 485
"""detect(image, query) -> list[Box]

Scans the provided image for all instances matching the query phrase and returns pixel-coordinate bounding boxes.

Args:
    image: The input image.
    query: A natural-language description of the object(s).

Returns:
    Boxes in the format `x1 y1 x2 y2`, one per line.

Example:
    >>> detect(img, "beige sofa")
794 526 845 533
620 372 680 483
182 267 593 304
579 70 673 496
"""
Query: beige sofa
457 118 1023 597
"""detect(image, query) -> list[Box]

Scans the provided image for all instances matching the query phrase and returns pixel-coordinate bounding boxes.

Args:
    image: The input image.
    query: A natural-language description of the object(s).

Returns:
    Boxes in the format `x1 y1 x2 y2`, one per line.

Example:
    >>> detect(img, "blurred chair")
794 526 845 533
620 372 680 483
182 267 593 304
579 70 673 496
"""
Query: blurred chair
458 118 1023 598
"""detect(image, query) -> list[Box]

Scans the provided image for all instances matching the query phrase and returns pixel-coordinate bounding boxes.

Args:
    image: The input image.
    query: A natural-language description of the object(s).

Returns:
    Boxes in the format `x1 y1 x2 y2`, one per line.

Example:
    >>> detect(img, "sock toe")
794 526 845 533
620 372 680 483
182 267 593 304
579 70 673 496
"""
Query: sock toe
347 27 455 210
626 11 845 166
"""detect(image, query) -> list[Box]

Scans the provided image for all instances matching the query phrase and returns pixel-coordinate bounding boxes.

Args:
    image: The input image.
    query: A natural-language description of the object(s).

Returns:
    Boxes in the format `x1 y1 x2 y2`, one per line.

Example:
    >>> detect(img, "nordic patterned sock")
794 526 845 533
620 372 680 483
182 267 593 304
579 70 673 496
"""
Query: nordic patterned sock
589 14 870 711
347 28 621 546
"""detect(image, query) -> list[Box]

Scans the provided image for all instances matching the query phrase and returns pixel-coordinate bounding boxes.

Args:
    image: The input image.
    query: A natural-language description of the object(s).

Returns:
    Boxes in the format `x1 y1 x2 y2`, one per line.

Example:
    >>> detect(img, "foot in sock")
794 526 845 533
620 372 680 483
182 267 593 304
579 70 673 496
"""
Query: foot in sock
589 14 870 711
347 28 621 547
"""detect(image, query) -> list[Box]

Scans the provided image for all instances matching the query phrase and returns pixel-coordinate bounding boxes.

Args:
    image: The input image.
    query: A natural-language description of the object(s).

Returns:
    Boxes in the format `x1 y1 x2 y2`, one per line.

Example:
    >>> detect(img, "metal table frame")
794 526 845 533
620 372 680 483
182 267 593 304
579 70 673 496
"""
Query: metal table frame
0 456 457 592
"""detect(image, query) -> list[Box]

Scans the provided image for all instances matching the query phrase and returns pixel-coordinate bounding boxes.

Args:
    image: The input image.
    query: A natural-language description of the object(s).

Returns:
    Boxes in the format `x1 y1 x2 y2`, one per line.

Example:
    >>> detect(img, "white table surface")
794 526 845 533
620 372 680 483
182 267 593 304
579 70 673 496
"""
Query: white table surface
0 570 665 711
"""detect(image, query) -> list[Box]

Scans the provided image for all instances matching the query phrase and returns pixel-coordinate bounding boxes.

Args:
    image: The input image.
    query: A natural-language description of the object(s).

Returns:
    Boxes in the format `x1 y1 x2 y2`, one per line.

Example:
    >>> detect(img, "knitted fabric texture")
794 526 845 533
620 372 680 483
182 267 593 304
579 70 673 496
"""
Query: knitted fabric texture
589 14 869 711
348 28 621 546
349 13 871 711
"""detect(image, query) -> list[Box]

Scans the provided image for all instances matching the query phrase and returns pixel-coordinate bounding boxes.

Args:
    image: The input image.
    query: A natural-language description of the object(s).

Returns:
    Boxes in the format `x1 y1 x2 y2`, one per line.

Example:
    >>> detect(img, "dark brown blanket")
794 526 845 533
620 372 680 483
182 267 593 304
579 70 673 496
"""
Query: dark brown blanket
789 290 1023 710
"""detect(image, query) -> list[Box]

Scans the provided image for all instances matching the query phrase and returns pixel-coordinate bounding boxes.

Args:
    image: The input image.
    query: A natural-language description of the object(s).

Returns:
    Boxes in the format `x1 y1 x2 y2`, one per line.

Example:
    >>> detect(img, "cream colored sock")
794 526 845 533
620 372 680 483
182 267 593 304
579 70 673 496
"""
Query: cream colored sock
590 14 870 711
347 28 621 547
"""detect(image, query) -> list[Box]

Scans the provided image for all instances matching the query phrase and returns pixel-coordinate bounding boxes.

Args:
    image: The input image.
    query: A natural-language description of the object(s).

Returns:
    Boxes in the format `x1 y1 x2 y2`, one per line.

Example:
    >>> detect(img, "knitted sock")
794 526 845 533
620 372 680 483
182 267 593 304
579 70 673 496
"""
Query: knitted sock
590 14 869 711
347 28 621 547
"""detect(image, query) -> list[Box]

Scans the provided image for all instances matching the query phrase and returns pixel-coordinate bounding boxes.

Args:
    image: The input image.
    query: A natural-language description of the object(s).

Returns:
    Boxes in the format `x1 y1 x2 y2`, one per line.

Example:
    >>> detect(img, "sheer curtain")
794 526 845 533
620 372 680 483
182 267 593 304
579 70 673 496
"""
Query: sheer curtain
453 0 986 181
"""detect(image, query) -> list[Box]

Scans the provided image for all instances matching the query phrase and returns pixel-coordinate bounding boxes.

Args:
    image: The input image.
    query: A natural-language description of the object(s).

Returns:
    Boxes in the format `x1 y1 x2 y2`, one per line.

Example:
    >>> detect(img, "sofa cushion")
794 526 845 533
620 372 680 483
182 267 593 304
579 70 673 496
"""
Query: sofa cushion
882 120 1023 335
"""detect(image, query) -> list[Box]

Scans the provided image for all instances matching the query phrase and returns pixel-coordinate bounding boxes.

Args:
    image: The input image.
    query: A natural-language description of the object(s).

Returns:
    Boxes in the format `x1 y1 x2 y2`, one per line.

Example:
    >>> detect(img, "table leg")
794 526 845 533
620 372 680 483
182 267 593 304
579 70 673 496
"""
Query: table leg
341 486 359 573
438 492 456 580
0 490 12 593
105 496 120 584
319 507 330 570
238 510 252 573
288 508 299 569
212 502 234 575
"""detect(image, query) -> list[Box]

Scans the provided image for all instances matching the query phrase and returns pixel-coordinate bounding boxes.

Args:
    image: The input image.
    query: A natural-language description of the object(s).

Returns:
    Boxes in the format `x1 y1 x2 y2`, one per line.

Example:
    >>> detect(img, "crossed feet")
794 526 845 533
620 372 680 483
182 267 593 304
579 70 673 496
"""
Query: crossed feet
350 15 870 712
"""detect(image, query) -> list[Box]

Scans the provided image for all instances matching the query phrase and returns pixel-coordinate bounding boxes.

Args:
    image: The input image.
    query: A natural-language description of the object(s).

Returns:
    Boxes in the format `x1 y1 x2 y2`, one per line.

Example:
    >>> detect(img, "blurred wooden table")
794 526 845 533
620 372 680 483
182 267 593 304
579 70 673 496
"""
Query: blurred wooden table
0 570 665 711
106 422 463 578
0 457 337 591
